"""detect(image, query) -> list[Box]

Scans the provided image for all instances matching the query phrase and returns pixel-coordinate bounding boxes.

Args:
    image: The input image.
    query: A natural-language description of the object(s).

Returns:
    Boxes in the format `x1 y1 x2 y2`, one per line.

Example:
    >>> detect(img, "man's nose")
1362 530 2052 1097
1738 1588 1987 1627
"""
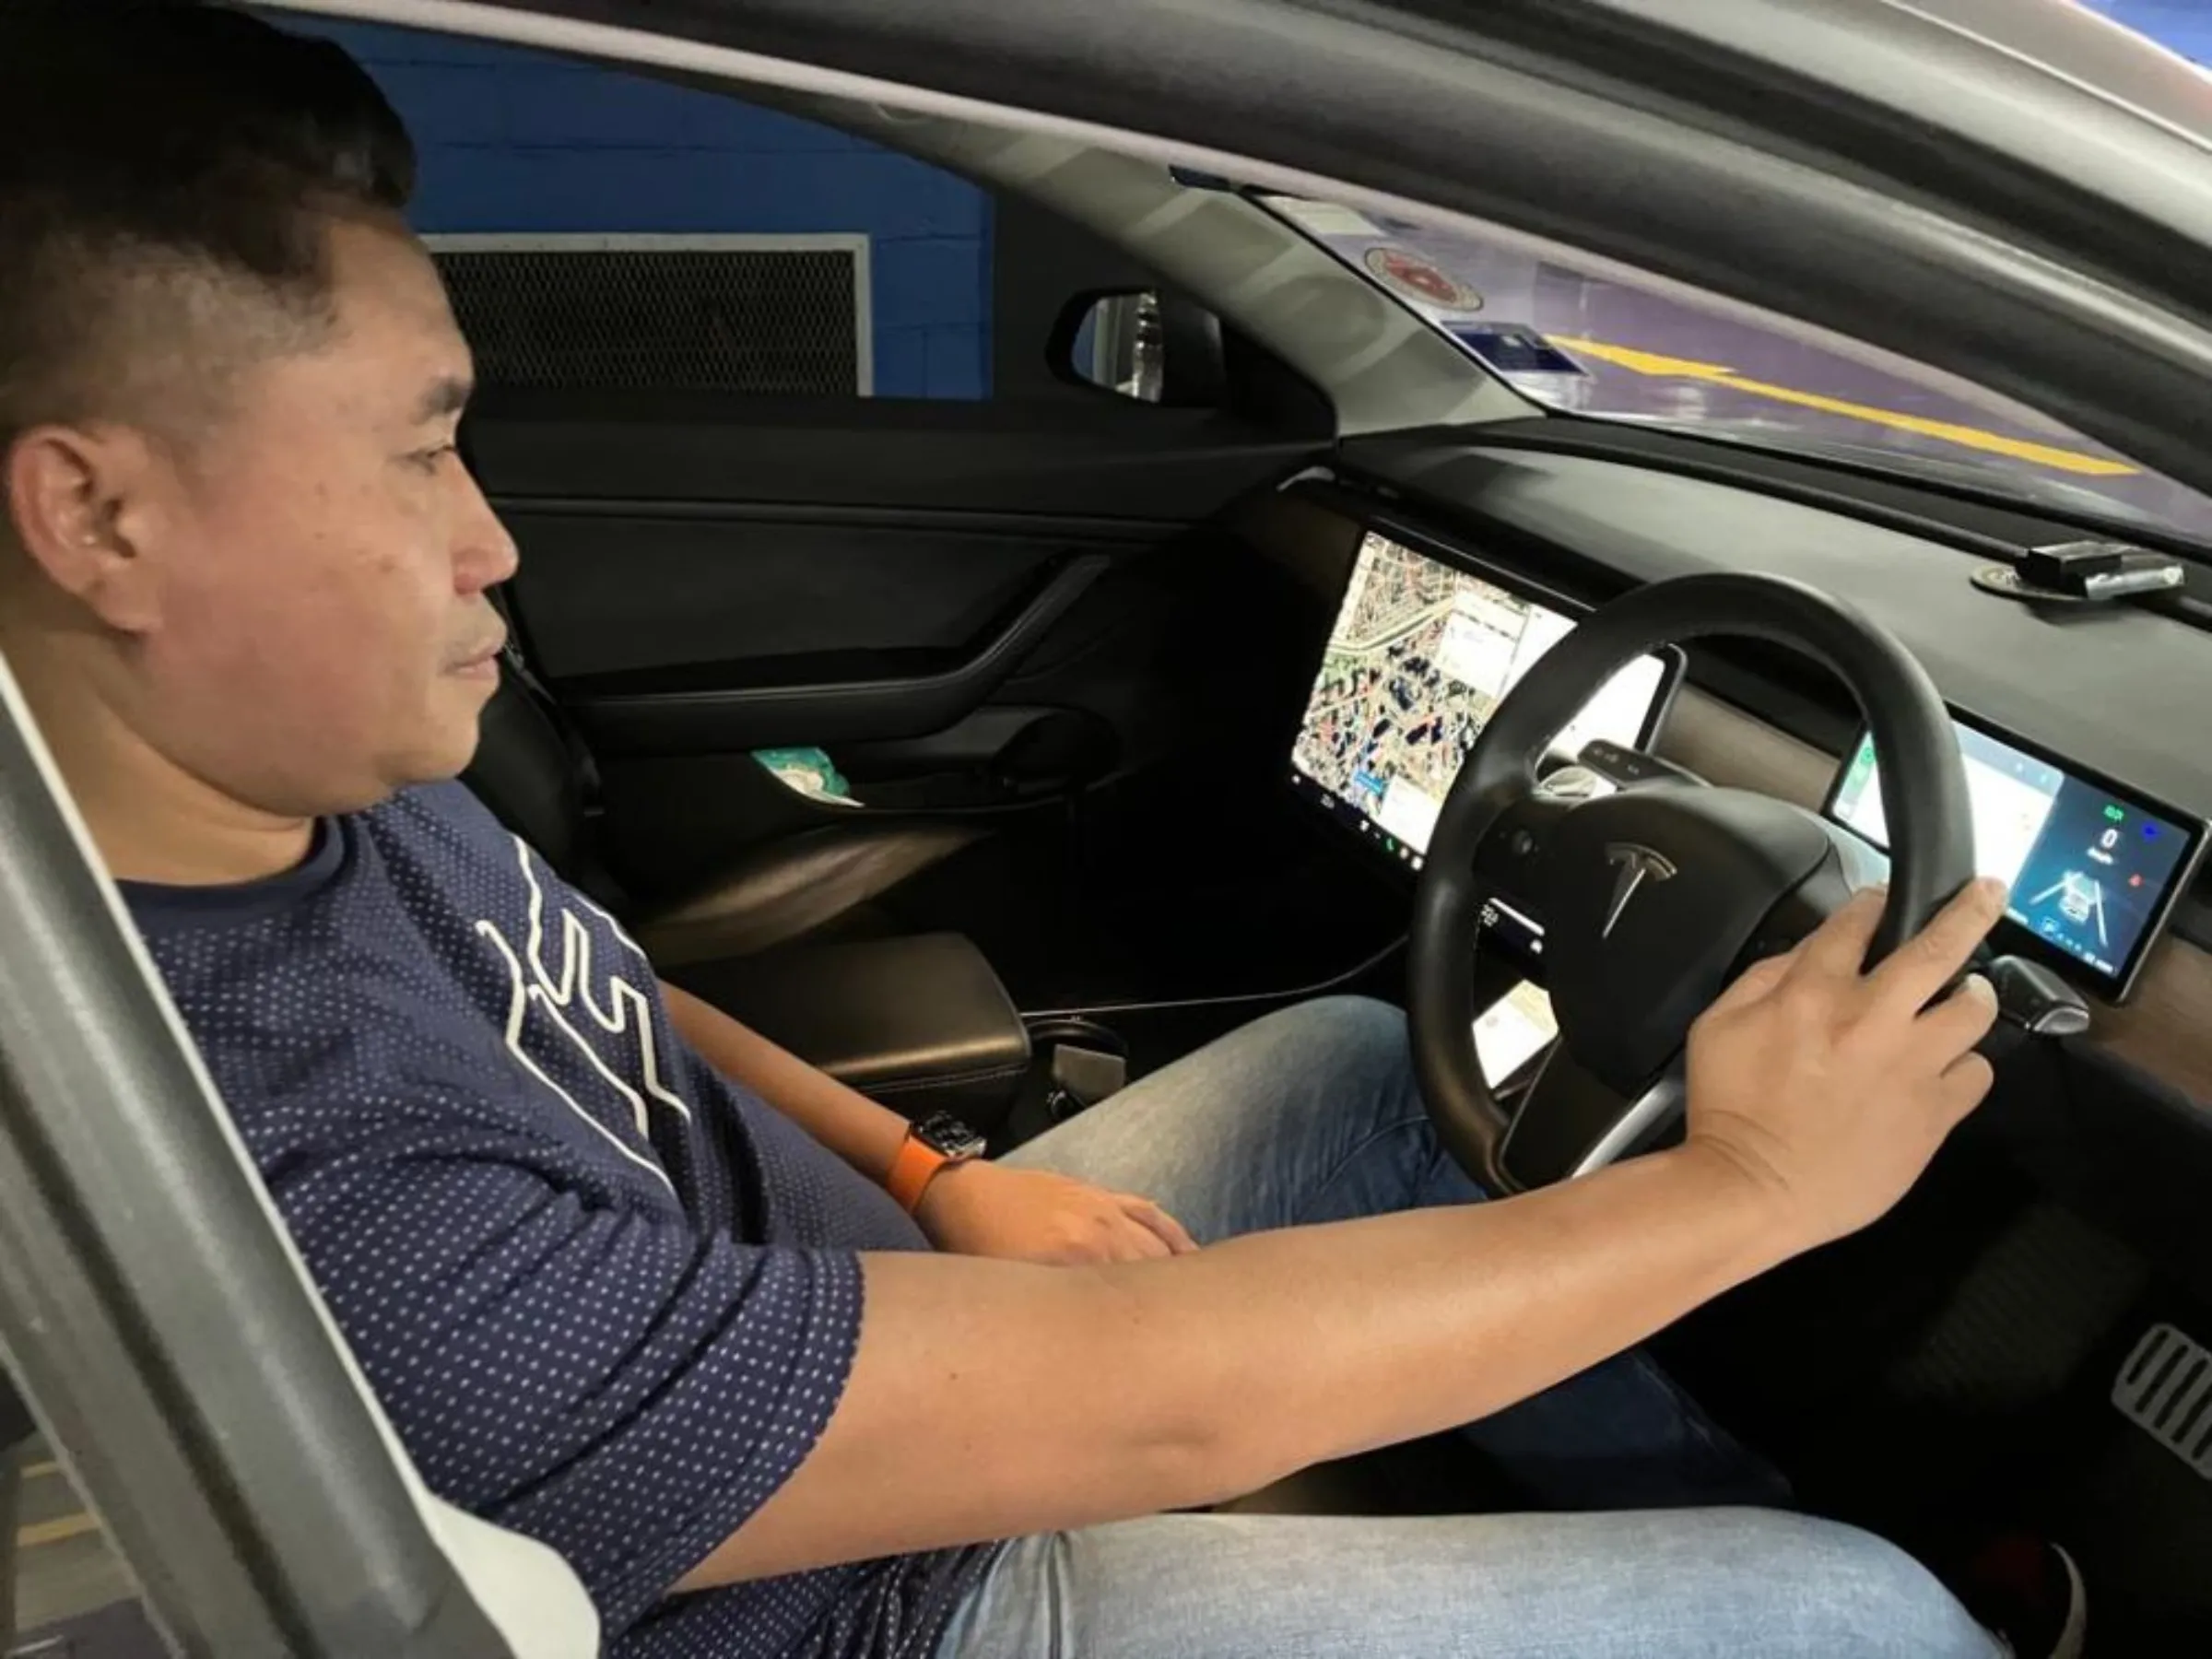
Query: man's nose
453 464 520 594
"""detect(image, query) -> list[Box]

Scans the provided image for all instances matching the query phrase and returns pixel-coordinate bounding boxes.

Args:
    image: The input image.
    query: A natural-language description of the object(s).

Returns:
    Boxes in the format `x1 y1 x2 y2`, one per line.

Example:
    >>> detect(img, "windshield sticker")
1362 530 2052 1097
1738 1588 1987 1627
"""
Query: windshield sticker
1363 245 1485 313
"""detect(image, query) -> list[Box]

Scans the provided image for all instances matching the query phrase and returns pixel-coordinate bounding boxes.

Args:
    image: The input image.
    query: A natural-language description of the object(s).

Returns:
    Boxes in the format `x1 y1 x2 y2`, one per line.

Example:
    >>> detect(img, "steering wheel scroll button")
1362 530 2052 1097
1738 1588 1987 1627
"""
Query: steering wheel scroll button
1575 742 1705 790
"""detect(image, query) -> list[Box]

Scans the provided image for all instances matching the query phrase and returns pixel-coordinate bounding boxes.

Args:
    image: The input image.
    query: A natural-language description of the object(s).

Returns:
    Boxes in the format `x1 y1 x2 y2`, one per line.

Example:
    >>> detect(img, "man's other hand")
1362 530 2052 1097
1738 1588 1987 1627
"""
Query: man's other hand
1683 877 2008 1250
915 1162 1198 1264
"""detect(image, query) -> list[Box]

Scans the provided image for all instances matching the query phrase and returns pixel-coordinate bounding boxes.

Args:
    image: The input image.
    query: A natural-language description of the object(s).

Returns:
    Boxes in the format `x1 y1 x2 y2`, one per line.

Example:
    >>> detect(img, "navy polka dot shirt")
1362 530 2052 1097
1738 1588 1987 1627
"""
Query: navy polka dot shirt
124 782 995 1658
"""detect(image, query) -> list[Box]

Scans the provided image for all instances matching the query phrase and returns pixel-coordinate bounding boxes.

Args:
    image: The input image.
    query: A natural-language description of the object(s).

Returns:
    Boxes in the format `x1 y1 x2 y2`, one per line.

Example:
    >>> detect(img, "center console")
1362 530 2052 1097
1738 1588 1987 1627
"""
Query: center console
667 932 1034 1132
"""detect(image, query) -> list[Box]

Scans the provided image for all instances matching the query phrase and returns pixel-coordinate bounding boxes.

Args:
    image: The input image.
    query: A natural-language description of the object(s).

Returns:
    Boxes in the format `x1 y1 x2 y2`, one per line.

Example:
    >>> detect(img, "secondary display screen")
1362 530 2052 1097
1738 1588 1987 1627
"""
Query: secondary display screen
1828 721 2204 995
1290 531 1675 869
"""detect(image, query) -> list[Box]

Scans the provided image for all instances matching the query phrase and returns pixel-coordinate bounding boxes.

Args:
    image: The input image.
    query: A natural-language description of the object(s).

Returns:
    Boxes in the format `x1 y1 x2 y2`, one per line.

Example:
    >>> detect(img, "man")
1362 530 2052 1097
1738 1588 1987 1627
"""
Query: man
0 5 2066 1656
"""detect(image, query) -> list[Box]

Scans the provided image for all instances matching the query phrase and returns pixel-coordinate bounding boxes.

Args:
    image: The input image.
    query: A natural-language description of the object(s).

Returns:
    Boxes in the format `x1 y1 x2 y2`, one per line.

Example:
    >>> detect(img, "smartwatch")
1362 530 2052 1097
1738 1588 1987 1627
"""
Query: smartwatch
886 1112 988 1214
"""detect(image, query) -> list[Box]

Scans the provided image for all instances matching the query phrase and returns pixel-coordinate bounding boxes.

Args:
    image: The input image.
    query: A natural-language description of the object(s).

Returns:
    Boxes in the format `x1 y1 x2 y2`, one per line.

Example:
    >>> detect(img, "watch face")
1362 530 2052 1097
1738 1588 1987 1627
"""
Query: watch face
912 1112 987 1160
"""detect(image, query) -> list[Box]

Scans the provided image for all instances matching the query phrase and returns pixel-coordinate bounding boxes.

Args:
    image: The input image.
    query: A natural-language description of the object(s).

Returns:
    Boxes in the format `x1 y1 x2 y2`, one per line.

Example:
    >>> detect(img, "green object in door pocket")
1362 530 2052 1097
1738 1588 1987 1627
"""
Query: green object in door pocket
753 747 863 808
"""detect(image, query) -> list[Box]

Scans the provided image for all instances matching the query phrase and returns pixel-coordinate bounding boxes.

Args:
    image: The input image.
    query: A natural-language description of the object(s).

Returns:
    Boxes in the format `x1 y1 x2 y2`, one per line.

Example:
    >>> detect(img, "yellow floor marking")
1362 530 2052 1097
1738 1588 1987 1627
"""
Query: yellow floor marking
1554 340 1738 379
18 1512 100 1548
1552 335 2139 478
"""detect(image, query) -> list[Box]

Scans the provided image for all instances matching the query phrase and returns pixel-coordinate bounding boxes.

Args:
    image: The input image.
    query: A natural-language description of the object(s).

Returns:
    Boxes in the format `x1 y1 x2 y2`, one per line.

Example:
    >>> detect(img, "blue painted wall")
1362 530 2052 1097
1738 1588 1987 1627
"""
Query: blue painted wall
300 21 993 400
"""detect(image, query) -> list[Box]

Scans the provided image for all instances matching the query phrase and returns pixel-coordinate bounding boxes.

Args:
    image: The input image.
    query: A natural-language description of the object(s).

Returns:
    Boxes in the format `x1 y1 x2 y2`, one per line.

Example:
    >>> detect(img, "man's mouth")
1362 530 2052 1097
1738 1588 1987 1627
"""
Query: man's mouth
449 632 507 680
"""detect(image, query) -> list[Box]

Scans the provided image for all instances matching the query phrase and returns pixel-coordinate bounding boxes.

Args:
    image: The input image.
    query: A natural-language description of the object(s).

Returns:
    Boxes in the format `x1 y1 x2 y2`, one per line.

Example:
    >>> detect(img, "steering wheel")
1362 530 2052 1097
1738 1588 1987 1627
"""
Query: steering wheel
1408 571 1977 1194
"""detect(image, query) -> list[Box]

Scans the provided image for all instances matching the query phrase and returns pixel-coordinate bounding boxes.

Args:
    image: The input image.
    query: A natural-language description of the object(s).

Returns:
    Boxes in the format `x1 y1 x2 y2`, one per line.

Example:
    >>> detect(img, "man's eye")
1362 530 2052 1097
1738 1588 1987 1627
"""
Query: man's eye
411 443 459 472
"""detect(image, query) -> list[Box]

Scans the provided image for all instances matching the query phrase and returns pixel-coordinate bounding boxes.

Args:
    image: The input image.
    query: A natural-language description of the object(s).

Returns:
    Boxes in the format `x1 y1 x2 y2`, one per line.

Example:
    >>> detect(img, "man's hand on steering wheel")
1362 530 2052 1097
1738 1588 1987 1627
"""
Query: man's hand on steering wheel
1684 877 2007 1250
1408 571 1998 1194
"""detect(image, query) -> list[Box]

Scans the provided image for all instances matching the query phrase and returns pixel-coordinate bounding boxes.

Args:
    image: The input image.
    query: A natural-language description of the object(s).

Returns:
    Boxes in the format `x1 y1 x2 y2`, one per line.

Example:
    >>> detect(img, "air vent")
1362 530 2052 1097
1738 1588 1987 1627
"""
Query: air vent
2113 1323 2212 1479
425 233 871 396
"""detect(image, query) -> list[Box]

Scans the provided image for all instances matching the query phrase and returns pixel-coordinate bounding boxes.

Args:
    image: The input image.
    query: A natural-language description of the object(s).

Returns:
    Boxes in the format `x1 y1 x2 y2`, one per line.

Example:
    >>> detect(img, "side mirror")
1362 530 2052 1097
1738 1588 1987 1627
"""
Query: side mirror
1052 288 1227 407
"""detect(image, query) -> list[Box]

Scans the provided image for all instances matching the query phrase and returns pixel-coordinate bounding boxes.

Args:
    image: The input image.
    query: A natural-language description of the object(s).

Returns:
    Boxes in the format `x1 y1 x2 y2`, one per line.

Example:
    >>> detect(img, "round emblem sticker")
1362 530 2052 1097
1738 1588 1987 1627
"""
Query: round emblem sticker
1363 245 1484 312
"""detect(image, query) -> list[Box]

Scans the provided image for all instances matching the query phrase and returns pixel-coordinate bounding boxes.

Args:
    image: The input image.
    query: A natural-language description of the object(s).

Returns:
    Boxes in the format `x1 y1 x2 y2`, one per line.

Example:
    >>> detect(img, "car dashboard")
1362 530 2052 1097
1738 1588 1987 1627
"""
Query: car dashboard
1272 486 2211 1015
1224 425 2212 1266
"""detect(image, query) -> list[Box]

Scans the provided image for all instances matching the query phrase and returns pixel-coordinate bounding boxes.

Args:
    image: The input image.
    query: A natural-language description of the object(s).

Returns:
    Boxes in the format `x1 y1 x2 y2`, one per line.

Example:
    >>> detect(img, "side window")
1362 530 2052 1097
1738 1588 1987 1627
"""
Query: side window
306 21 995 400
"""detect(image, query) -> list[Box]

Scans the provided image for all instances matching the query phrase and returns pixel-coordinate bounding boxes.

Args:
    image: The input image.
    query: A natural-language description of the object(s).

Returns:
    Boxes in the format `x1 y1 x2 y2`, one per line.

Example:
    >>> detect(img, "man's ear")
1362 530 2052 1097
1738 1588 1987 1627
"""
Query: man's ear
4 422 172 632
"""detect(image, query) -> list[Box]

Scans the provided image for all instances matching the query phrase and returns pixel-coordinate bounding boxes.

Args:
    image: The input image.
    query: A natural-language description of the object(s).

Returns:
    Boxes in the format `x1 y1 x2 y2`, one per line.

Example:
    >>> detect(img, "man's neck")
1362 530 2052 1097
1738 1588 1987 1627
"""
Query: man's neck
83 772 318 887
7 643 316 887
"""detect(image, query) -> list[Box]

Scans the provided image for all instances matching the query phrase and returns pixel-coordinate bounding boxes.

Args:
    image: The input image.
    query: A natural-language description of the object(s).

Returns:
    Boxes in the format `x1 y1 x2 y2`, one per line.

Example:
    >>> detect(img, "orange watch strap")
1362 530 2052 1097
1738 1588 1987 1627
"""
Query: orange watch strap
887 1129 953 1214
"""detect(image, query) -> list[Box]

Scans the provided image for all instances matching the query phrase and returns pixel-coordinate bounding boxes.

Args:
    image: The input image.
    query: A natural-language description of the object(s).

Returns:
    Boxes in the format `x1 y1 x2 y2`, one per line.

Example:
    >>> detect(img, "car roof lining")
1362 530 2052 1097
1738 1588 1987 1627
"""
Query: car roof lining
384 0 2212 511
285 0 2209 493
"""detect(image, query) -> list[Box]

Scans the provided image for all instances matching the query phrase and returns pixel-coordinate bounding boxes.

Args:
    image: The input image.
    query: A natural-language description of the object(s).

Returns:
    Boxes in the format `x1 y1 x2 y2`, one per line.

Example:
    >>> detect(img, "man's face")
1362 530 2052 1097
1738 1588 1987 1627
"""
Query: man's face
124 216 517 816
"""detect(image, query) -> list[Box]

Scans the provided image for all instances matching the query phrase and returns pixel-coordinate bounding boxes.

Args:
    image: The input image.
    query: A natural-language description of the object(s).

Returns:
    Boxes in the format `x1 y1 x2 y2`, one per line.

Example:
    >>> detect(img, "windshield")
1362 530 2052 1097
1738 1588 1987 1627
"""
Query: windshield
1261 194 2212 547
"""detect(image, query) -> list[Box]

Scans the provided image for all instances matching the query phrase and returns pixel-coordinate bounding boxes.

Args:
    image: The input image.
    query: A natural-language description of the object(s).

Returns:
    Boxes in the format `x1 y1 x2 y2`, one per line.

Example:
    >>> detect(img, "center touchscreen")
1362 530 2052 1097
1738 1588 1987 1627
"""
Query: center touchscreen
1290 531 1675 869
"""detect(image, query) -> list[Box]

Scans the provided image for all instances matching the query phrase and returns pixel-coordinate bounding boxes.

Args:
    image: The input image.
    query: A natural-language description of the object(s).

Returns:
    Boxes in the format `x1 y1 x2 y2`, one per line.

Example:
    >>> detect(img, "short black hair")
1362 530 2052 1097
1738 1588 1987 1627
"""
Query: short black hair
0 1 418 448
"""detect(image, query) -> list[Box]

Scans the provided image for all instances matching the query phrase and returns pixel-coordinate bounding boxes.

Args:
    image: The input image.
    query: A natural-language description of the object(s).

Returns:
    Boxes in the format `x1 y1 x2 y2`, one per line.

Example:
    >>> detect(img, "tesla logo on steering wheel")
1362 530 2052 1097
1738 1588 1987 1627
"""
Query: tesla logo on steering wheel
1601 843 1677 938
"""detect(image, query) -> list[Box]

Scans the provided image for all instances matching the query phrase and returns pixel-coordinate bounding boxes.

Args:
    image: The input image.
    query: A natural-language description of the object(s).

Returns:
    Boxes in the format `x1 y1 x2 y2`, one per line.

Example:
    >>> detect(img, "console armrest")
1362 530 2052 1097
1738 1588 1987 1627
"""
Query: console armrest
667 933 1031 1131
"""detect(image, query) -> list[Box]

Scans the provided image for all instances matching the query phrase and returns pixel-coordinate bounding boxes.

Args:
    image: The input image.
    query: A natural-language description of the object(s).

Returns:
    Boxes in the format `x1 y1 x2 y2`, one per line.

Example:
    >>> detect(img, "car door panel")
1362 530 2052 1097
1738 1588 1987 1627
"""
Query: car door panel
501 510 1119 688
469 392 1312 514
565 551 1112 753
470 393 1327 888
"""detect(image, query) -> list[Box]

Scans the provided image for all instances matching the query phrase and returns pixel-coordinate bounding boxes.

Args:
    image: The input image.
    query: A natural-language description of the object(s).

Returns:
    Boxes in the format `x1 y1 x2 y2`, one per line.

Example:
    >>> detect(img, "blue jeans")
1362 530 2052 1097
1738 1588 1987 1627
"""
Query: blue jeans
937 997 2001 1659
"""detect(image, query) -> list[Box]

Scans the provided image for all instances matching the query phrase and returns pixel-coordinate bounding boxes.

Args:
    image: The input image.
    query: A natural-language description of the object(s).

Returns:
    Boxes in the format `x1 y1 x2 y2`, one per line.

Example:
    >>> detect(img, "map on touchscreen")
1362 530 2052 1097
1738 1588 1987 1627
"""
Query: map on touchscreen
1291 532 1667 861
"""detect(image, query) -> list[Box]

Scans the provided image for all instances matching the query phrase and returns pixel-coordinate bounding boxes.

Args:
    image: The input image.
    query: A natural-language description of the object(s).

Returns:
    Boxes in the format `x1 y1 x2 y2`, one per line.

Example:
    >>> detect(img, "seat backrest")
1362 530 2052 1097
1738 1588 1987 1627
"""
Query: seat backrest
465 665 589 873
463 653 629 912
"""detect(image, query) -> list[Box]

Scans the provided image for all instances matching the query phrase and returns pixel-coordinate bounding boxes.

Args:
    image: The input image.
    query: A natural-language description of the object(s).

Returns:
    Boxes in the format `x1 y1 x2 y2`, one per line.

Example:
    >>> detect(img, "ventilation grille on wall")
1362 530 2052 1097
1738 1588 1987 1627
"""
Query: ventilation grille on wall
426 234 871 396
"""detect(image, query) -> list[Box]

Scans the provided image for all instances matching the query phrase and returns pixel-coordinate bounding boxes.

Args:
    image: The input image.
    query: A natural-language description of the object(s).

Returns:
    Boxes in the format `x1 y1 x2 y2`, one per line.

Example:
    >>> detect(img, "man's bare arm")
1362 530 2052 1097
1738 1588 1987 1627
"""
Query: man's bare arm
673 880 2007 1591
662 980 907 1182
677 1140 1786 1589
662 979 1200 1262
